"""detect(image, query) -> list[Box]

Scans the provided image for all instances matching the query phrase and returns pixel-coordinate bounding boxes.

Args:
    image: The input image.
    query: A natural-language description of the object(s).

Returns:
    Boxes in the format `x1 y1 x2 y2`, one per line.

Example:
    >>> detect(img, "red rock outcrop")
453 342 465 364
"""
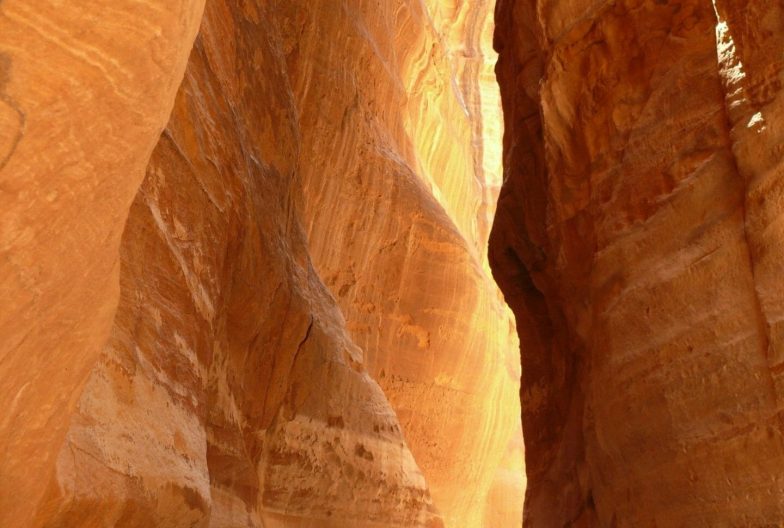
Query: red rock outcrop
491 0 784 525
1 0 521 527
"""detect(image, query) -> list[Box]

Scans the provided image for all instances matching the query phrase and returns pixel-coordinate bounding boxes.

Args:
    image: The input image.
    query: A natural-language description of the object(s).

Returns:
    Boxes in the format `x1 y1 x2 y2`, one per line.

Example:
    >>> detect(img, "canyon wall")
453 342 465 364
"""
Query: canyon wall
491 0 784 525
275 2 522 526
0 1 206 525
1 1 521 527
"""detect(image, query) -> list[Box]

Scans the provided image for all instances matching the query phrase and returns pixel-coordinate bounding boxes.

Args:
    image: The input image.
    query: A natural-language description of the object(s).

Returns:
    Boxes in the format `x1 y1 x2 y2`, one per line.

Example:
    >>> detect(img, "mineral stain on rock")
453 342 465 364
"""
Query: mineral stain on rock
0 52 11 89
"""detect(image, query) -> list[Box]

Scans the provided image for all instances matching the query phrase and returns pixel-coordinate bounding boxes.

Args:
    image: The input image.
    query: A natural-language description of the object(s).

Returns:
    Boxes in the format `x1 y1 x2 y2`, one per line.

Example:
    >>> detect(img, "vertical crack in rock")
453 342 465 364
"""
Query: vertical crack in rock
289 315 315 381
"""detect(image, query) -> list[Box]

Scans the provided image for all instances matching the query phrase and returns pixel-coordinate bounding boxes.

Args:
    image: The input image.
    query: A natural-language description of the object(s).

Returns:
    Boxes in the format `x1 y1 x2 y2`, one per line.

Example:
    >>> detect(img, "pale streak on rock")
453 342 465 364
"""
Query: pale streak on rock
144 193 216 321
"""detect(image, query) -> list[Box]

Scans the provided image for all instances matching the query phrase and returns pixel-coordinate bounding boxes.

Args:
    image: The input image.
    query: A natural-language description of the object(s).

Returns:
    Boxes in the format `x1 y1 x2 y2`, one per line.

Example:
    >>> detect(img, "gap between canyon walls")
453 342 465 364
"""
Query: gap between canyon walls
490 0 784 526
1 1 524 527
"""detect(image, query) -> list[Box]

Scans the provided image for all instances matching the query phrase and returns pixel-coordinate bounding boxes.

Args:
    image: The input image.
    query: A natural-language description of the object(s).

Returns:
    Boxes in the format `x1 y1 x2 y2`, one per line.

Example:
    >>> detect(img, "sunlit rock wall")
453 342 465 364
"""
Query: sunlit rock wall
491 0 784 525
1 0 521 527
32 2 443 526
275 1 522 526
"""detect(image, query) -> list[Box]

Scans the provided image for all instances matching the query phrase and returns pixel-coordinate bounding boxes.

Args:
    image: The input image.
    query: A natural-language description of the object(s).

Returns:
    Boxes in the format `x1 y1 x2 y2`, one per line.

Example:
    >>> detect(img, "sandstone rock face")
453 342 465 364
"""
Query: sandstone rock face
33 2 443 526
491 0 784 525
275 2 522 525
2 0 521 527
0 1 205 525
484 429 525 528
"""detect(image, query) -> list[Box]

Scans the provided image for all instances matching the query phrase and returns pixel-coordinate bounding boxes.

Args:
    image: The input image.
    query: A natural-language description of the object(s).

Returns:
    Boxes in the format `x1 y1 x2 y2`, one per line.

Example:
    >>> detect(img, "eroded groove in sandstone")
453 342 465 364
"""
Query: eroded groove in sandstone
491 0 784 526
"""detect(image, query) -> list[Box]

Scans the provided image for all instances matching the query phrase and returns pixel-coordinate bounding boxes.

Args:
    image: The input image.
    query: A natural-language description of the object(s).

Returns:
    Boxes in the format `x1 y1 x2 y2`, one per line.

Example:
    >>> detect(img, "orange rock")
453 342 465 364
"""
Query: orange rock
0 1 205 526
1 0 521 526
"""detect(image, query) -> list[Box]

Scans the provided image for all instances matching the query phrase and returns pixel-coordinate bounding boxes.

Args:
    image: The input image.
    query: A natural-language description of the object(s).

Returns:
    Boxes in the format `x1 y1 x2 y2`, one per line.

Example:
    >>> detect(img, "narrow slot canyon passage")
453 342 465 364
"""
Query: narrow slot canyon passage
3 0 784 527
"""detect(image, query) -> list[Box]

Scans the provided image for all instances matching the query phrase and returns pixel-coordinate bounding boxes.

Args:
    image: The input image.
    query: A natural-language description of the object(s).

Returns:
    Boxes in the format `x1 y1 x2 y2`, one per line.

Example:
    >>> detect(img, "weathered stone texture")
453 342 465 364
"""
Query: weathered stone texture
491 0 784 525
1 1 521 527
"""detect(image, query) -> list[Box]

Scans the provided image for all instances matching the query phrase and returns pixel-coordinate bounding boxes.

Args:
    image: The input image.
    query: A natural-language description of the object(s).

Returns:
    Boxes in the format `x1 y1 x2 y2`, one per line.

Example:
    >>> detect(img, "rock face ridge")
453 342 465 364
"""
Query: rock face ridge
491 0 784 525
1 1 521 527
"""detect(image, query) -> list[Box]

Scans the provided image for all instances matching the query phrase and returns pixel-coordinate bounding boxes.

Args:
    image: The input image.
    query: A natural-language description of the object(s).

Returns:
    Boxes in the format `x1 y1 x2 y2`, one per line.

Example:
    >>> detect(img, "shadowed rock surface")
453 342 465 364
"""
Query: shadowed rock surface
490 0 784 525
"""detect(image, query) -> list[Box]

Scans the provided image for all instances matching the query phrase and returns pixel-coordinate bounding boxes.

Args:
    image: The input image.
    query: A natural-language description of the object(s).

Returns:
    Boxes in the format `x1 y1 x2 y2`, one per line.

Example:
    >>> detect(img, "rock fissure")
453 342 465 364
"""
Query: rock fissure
292 315 315 370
